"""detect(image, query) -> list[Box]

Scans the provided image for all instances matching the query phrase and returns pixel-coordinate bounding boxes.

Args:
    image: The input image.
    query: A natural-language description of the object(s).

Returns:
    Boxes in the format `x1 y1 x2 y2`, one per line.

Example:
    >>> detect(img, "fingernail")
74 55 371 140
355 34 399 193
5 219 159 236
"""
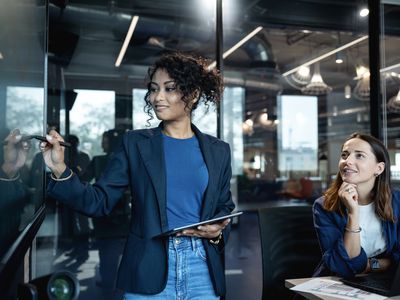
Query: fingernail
15 135 22 141
46 134 52 141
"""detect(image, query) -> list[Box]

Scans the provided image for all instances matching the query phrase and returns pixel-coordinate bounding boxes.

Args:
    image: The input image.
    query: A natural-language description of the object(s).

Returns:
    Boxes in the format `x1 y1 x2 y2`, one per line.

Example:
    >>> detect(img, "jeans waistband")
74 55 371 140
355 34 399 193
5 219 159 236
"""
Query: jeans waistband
168 236 202 251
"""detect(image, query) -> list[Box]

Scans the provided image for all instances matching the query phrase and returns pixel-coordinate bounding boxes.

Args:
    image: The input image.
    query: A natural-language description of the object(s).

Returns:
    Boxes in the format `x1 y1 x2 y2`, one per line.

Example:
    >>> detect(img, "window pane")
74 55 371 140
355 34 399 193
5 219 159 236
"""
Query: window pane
70 89 115 157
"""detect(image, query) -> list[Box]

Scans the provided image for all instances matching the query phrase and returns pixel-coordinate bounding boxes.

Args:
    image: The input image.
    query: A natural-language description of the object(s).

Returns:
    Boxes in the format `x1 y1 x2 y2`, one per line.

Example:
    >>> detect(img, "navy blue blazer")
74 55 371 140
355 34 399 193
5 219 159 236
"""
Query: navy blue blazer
47 123 235 296
313 191 400 278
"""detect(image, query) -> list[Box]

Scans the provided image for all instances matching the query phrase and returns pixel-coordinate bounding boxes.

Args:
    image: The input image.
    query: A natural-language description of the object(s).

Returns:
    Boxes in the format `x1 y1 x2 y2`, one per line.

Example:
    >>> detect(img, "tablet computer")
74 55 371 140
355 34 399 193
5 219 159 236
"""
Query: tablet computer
156 211 243 237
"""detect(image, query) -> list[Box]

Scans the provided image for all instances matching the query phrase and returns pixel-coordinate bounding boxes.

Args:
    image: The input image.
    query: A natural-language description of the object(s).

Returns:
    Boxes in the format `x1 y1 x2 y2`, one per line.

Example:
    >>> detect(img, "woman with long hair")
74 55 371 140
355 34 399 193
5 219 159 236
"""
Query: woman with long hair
313 132 400 278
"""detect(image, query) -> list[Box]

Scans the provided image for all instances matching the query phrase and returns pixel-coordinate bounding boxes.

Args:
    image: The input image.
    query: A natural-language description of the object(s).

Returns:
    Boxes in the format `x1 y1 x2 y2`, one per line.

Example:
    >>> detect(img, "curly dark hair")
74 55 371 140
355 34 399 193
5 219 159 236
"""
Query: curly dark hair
143 52 224 124
323 132 394 222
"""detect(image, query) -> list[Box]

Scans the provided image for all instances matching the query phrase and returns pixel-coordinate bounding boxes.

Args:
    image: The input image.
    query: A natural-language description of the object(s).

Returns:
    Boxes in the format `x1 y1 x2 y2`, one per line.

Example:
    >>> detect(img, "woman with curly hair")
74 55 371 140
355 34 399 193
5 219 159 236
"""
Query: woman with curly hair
313 132 400 279
40 52 235 299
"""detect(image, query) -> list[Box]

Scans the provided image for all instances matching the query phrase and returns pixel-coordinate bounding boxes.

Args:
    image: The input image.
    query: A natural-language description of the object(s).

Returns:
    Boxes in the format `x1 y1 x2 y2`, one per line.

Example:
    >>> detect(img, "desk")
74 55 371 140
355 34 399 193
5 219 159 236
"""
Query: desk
285 277 400 300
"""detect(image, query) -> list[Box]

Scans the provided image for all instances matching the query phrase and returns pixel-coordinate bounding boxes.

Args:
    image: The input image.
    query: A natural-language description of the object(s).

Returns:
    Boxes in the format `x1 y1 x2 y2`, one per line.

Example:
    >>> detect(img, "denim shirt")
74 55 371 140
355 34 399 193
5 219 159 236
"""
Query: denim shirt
313 190 400 278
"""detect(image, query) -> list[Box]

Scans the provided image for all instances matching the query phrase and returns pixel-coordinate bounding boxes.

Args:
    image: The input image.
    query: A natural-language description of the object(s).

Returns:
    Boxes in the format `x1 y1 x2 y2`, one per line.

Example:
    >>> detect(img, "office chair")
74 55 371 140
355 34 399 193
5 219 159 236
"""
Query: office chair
258 205 321 300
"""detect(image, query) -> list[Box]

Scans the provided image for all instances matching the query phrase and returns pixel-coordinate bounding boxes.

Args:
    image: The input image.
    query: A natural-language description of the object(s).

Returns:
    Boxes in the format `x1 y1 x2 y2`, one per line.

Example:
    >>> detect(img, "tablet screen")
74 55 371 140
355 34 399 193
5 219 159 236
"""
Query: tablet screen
156 211 243 237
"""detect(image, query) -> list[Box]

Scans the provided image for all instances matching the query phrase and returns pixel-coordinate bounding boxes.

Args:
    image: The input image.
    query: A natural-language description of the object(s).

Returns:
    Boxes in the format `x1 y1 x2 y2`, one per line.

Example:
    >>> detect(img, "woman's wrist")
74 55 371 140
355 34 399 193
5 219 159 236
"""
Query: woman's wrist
52 164 67 178
209 232 223 245
1 163 18 178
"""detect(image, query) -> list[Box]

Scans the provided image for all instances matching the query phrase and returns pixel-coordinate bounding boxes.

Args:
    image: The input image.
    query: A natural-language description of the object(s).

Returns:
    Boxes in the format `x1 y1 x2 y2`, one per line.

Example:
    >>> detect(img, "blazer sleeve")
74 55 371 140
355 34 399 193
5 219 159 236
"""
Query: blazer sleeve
47 138 130 217
387 191 400 263
313 197 367 278
215 142 235 216
211 142 235 250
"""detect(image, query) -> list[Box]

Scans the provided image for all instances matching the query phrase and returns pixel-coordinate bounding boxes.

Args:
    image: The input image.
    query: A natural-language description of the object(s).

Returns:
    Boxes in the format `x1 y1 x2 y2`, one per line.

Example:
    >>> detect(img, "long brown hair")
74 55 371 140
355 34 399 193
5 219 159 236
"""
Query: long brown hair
323 133 394 222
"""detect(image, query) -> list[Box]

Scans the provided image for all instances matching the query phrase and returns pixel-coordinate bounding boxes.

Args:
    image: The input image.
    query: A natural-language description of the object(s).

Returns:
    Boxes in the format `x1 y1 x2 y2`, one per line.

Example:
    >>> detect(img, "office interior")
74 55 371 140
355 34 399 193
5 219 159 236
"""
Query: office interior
1 0 400 299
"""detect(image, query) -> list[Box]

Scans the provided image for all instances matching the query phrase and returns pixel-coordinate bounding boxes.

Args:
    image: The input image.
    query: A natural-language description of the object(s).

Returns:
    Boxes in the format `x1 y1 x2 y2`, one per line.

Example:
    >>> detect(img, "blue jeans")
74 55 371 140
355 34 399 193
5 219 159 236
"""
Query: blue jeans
124 236 219 300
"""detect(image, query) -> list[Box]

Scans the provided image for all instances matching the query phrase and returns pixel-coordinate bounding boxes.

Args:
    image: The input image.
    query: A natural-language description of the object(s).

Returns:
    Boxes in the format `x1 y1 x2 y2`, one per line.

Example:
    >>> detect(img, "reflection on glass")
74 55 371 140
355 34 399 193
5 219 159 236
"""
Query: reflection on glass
223 87 244 176
6 87 44 135
278 95 318 174
70 89 115 157
0 0 46 262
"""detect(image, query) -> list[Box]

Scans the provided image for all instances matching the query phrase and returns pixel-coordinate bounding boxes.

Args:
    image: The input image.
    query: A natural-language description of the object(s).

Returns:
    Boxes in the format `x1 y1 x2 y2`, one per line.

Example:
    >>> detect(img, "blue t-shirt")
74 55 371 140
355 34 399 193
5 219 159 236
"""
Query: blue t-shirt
162 134 209 230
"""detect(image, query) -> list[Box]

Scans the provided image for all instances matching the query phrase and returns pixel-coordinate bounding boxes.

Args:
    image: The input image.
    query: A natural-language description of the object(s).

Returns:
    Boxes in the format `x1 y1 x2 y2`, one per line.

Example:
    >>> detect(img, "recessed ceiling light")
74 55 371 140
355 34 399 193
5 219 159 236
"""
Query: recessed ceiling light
359 8 369 17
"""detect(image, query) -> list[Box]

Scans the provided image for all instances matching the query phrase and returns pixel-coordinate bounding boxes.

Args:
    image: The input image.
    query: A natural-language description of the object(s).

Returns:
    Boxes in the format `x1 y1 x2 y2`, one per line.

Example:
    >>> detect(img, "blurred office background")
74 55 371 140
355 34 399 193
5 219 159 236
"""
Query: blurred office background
1 0 400 299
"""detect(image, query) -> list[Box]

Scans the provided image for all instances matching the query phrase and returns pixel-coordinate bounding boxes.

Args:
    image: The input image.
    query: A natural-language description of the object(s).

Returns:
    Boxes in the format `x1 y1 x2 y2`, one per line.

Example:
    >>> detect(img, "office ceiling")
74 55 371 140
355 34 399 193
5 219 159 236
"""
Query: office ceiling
48 0 400 141
49 0 400 86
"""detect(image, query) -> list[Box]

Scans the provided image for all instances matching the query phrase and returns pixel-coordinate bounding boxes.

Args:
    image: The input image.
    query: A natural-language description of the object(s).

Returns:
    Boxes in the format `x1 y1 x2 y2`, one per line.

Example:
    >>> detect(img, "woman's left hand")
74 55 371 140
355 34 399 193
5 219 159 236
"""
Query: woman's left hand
177 218 231 239
2 129 30 178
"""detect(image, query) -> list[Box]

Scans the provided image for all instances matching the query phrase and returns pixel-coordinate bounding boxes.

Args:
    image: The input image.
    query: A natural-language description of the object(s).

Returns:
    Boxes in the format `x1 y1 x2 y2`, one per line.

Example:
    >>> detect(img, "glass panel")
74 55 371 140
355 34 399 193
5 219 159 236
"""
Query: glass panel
0 0 46 260
381 1 400 184
223 1 370 211
277 95 318 175
70 89 115 157
36 1 217 296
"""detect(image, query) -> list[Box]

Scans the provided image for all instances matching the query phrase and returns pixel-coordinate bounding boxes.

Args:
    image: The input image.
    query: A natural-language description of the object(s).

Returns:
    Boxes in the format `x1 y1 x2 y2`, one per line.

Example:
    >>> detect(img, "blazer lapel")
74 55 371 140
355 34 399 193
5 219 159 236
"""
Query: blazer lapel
192 125 219 221
137 127 168 230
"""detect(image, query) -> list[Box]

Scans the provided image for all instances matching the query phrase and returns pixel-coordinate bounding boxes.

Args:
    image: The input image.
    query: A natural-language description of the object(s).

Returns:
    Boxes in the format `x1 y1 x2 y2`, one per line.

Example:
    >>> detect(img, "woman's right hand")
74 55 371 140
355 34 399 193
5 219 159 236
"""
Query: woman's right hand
338 182 359 213
40 130 67 178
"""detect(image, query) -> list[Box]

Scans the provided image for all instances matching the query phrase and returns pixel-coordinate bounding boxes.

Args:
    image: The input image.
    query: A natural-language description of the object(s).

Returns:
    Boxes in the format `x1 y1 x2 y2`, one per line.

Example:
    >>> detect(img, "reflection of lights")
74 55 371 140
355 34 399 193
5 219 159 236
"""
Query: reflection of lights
0 52 3 59
301 63 332 95
244 118 254 127
242 122 253 135
388 90 400 113
344 85 351 99
115 15 139 67
282 36 368 77
291 66 311 85
335 52 344 64
355 65 369 79
258 113 270 126
208 26 263 69
298 66 310 77
353 76 370 101
359 8 369 17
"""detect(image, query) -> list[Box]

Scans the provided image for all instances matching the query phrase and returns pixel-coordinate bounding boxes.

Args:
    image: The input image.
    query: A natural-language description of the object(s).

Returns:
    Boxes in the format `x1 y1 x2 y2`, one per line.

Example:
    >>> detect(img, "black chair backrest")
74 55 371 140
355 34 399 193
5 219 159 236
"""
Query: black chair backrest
258 205 321 300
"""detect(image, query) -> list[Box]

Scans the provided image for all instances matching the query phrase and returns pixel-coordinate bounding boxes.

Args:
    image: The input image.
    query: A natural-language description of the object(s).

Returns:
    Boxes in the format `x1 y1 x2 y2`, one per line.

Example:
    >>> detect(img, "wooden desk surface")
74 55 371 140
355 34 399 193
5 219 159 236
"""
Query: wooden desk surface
285 277 400 300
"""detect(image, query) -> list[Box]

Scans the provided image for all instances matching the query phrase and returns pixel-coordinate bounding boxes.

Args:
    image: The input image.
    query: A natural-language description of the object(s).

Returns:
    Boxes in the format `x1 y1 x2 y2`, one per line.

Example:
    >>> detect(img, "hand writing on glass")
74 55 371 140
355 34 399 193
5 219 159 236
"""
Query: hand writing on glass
2 129 30 178
40 130 67 178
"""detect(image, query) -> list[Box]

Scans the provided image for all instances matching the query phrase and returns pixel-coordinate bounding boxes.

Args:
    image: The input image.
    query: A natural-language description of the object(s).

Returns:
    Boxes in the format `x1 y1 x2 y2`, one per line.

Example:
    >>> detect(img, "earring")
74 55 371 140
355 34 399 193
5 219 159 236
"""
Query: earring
374 173 379 177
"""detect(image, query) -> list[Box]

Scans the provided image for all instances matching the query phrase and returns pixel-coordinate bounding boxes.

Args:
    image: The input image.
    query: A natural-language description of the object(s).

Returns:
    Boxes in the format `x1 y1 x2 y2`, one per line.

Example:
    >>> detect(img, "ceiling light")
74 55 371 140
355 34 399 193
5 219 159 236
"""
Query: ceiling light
387 89 400 113
290 66 311 86
258 112 272 126
359 8 369 17
301 63 332 96
353 76 370 101
344 84 351 99
283 36 368 77
335 52 344 64
242 121 254 136
244 118 254 127
115 15 139 67
355 65 370 79
208 26 263 69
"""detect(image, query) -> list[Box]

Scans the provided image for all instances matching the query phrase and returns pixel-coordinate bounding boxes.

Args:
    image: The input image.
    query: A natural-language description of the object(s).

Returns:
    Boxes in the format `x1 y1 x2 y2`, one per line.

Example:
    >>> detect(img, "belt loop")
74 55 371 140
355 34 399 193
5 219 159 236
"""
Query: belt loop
191 237 196 251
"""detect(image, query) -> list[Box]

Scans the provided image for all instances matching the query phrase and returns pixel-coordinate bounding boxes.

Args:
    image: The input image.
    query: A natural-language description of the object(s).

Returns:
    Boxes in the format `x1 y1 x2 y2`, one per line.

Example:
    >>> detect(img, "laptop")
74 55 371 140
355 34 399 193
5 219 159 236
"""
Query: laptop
340 262 400 296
